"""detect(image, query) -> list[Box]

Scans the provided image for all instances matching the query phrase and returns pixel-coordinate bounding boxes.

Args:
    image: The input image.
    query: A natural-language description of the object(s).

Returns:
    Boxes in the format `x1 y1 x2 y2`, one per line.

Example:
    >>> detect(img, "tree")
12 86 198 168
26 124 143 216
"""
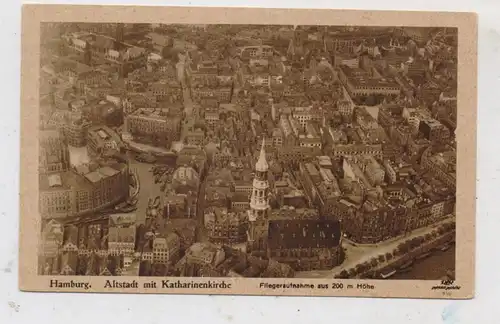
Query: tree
385 252 393 261
338 270 349 279
370 257 379 268
415 236 424 246
409 238 419 249
348 268 357 277
361 270 372 279
397 242 409 254
378 254 386 263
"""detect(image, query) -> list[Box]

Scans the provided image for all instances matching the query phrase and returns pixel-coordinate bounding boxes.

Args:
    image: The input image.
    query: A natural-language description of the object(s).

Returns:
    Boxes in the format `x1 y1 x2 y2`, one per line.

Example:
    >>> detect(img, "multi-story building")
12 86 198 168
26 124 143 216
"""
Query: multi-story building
267 217 343 271
122 93 156 115
191 86 232 104
87 34 147 78
40 219 64 258
212 147 233 168
331 144 383 159
356 107 379 131
185 127 205 146
420 81 442 103
39 159 129 219
338 65 400 101
180 242 226 276
291 106 322 130
377 104 404 129
149 80 183 103
171 165 201 195
389 125 413 146
358 155 385 186
298 123 322 149
418 118 451 143
81 100 123 127
342 157 373 191
339 197 407 244
125 108 181 147
108 213 137 256
236 45 275 59
326 37 357 54
163 194 188 219
383 160 398 184
54 58 93 86
63 113 92 147
87 125 125 157
204 109 220 129
39 129 70 174
54 85 75 110
75 70 109 94
153 233 181 265
338 98 355 120
277 146 320 164
278 116 297 147
271 128 284 148
176 145 207 176
186 60 218 86
421 146 456 189
204 207 248 245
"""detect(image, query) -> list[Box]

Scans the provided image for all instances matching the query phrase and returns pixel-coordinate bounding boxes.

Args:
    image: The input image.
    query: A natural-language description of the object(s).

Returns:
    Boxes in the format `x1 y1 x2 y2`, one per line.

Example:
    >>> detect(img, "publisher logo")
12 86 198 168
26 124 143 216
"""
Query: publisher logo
431 280 461 291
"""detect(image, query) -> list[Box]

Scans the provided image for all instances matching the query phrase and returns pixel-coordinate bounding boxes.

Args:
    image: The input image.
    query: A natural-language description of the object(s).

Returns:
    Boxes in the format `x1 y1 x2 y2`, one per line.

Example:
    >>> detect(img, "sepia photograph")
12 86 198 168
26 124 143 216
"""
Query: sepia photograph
19 5 477 298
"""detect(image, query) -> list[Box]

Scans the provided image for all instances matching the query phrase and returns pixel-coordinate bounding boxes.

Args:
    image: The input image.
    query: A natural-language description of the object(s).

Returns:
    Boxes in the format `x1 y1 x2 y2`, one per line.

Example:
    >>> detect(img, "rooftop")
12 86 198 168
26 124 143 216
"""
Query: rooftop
268 219 341 250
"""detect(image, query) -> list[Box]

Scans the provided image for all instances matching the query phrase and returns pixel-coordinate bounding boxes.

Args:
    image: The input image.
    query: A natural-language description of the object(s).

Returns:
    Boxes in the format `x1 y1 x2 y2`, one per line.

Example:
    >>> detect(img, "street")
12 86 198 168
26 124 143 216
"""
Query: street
295 215 456 278
175 53 194 115
195 179 208 243
182 86 194 117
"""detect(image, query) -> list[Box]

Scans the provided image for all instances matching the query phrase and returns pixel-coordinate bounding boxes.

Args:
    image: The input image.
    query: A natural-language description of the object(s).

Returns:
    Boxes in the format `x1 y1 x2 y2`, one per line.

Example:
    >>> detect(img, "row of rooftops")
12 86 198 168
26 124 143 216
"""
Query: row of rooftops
65 32 147 61
128 107 181 120
340 65 399 89
56 251 126 276
204 207 248 225
40 158 127 192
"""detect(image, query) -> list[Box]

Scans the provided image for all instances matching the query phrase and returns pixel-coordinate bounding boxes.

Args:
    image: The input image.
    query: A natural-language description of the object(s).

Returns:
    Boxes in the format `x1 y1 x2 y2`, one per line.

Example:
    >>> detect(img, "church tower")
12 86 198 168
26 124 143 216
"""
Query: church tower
247 139 270 246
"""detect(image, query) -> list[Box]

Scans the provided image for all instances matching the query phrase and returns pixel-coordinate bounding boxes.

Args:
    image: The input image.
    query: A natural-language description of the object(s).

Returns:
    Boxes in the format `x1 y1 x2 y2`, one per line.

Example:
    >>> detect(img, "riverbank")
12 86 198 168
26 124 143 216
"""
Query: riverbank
392 245 455 280
354 230 455 280
294 216 455 279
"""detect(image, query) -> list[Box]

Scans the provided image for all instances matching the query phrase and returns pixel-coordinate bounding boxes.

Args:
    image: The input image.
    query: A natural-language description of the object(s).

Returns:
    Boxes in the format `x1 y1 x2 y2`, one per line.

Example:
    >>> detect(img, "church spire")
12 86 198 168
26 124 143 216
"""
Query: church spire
255 138 268 172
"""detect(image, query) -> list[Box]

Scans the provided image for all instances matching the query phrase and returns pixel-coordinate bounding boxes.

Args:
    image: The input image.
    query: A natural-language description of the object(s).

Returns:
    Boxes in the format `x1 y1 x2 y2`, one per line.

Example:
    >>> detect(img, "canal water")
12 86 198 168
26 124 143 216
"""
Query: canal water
391 245 456 280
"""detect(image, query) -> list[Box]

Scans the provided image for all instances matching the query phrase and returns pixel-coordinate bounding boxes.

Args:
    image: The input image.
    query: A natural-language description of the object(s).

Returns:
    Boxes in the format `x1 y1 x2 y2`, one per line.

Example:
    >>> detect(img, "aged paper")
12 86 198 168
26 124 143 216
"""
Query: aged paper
20 5 477 298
